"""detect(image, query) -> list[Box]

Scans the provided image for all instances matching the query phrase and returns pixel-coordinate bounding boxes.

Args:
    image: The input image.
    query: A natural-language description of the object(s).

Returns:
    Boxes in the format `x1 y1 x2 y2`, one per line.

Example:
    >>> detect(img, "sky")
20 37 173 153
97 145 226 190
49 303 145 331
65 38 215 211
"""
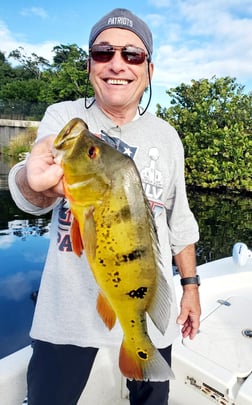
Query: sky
0 0 252 113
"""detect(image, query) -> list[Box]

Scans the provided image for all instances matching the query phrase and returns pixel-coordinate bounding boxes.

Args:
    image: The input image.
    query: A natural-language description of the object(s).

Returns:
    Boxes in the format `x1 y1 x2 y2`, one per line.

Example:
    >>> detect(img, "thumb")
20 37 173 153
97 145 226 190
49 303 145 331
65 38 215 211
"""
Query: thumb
176 310 188 325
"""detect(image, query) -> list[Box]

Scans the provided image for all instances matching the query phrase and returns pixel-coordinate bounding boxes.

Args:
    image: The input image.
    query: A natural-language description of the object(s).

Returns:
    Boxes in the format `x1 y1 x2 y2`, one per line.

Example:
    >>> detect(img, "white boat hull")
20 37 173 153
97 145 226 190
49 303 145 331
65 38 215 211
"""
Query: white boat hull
1 255 252 405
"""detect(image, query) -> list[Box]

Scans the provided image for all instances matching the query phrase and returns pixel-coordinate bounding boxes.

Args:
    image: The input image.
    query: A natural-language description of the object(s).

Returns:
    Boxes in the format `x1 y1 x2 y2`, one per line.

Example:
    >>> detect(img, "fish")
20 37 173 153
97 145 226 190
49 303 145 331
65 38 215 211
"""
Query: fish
53 118 174 381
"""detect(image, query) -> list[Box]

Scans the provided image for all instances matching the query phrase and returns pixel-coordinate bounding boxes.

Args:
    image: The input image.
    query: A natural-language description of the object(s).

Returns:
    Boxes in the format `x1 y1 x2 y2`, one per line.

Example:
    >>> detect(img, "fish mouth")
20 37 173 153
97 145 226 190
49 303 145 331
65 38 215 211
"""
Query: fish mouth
52 119 88 161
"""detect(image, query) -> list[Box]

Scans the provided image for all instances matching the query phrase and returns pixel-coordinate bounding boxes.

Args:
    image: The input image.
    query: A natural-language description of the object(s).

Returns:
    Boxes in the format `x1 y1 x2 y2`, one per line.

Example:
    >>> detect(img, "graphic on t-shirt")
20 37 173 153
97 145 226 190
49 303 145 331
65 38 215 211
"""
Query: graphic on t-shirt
57 200 72 252
140 148 164 217
100 130 138 158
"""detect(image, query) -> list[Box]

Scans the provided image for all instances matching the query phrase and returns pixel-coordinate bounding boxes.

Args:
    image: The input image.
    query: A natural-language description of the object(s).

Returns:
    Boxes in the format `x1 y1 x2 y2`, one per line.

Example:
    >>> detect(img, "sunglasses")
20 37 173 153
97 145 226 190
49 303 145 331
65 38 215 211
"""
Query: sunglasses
89 44 148 65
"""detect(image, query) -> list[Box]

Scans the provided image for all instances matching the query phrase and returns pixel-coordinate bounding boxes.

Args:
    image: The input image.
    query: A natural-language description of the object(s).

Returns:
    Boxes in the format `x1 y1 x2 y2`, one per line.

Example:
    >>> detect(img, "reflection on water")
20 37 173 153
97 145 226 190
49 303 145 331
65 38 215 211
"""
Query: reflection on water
0 157 251 359
0 181 51 358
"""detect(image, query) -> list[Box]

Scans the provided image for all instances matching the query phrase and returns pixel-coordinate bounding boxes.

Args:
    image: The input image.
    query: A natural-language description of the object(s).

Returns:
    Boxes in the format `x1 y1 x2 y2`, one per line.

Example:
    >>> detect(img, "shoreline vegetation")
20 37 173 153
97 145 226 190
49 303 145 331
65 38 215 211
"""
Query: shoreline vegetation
1 128 251 196
2 127 37 160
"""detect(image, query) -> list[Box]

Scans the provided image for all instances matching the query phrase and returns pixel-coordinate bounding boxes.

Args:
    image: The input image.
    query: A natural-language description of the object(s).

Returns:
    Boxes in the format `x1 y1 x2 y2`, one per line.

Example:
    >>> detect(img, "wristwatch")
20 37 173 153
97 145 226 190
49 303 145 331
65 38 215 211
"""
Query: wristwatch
180 275 200 286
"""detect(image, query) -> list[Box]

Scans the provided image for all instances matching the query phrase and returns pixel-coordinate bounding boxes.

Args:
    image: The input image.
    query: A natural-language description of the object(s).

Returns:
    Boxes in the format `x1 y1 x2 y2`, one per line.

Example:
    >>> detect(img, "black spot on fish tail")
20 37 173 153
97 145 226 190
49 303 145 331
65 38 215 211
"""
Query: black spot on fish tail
127 287 148 299
137 350 148 360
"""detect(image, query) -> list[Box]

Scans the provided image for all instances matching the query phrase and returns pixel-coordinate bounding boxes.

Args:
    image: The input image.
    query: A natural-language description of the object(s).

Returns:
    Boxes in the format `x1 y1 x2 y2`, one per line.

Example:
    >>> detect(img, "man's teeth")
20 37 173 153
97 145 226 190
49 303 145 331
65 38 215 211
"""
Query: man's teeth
107 79 128 85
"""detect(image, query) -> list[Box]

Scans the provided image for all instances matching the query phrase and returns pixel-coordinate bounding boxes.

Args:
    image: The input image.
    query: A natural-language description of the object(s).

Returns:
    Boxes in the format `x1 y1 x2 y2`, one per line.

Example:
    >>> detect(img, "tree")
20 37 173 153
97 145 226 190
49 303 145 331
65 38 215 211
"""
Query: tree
156 76 252 193
8 47 50 79
0 44 94 118
38 44 93 104
0 51 16 85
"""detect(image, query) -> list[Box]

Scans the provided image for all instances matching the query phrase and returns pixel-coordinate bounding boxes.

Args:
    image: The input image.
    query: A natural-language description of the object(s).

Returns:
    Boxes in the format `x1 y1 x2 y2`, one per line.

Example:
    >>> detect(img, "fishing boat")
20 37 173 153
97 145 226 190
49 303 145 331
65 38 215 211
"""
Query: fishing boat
0 243 251 405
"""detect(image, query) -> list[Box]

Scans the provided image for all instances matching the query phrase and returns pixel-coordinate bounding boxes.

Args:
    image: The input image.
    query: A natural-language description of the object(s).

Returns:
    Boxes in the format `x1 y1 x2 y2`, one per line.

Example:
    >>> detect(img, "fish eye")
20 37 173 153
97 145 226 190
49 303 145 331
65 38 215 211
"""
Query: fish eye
87 146 98 159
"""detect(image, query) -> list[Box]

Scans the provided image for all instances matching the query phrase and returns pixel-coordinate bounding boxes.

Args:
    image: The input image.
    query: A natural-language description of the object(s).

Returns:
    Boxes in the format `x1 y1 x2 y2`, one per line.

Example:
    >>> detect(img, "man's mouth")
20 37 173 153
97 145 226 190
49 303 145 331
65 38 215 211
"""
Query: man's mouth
106 79 130 85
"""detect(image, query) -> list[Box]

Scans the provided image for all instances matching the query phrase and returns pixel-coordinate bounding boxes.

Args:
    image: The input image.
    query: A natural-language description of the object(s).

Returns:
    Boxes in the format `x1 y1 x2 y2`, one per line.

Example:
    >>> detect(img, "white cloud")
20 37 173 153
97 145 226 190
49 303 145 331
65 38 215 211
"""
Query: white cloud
0 20 57 62
0 270 41 301
20 7 48 19
0 233 15 249
148 0 252 91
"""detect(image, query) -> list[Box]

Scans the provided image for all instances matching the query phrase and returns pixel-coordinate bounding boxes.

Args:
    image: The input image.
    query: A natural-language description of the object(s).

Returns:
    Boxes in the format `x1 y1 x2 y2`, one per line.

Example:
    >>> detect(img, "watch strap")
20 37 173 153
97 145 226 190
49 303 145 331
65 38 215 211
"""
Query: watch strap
180 275 200 286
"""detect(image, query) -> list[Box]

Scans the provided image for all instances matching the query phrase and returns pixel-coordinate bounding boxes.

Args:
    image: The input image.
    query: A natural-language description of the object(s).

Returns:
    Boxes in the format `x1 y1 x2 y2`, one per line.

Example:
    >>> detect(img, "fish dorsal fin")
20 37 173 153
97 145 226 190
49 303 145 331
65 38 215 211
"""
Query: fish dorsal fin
83 206 97 259
96 292 117 330
70 217 84 257
147 267 172 335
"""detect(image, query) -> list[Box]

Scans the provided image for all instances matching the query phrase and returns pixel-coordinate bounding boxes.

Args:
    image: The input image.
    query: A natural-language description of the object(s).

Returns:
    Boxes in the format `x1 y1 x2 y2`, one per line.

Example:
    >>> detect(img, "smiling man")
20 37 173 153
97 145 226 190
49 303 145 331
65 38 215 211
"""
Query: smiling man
8 8 201 405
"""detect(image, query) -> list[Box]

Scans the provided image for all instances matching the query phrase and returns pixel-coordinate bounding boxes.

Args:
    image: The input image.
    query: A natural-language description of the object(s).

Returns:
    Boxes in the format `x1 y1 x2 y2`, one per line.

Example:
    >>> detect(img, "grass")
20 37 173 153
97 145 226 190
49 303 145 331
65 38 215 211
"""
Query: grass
3 127 37 160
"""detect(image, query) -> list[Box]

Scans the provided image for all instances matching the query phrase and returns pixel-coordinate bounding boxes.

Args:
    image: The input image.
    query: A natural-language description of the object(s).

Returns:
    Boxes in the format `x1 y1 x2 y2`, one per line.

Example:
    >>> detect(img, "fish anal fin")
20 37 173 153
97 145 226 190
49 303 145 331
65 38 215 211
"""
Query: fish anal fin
70 217 83 257
83 206 97 259
96 292 116 330
147 267 172 335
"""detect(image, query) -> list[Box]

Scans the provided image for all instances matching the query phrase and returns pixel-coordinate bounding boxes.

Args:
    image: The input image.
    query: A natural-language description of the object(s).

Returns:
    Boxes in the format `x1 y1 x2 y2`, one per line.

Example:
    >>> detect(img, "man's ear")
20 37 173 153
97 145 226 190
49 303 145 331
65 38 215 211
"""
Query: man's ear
87 58 91 74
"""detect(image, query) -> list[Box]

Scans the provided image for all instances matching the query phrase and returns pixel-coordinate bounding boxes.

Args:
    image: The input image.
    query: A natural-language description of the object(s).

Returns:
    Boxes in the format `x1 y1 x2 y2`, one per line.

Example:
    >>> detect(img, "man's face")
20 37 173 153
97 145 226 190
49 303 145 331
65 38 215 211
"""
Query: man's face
89 28 153 114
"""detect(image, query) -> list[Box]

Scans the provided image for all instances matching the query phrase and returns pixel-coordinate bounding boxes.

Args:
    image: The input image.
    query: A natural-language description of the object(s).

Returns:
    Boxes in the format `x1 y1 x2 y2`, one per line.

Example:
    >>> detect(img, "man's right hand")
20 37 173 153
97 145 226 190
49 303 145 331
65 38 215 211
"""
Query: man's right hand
25 135 64 197
15 135 65 208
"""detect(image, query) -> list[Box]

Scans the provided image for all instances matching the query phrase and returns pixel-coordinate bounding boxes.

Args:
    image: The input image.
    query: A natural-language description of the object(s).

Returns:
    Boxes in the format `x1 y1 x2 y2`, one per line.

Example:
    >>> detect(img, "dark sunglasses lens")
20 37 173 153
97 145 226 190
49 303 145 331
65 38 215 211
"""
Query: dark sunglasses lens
90 45 114 62
122 47 146 64
90 45 147 65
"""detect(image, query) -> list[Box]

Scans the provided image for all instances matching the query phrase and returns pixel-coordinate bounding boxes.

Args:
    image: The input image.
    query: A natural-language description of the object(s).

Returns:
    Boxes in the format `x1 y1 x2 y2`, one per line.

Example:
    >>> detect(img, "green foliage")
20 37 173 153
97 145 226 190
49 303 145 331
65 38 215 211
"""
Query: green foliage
38 44 93 103
1 79 46 101
0 44 94 117
188 190 252 264
8 47 50 79
4 127 37 159
157 76 252 193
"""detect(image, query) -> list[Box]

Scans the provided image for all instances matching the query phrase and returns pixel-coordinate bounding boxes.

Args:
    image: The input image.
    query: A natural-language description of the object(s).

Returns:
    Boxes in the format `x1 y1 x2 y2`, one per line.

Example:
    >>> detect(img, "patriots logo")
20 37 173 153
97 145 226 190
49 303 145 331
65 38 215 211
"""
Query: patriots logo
100 130 137 159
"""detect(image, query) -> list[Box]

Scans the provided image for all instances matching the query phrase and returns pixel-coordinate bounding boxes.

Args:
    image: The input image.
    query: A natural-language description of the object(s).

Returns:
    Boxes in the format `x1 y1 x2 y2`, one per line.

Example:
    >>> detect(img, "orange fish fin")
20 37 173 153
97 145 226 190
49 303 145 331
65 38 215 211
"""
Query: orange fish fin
119 340 175 381
147 267 172 335
119 341 143 380
83 206 97 258
70 217 83 257
96 292 116 330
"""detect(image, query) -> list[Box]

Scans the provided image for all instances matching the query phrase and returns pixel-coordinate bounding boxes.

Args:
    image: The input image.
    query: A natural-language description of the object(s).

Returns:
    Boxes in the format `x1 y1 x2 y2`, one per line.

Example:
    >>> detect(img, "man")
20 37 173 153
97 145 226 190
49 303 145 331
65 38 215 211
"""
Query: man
9 8 201 405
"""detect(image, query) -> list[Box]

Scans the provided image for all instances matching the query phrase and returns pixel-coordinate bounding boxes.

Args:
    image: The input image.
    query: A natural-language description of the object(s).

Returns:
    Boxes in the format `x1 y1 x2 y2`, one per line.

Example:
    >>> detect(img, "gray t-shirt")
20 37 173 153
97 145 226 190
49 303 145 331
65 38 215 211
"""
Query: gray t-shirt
8 99 199 348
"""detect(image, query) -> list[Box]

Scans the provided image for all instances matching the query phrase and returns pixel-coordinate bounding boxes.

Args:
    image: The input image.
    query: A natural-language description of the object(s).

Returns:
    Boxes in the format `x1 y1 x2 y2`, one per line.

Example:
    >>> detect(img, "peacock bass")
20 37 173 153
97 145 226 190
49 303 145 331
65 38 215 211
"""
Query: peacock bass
53 118 174 381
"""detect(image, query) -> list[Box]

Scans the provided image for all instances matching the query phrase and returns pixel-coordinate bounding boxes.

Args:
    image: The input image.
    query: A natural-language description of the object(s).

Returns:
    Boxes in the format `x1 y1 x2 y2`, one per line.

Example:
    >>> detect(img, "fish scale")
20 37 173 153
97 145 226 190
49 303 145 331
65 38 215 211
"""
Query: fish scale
53 118 174 382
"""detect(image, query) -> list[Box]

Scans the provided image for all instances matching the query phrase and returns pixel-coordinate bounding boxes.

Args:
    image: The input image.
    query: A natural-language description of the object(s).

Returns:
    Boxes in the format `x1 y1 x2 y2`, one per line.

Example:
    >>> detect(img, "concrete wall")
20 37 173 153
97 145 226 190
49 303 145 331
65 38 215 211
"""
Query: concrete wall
0 119 40 152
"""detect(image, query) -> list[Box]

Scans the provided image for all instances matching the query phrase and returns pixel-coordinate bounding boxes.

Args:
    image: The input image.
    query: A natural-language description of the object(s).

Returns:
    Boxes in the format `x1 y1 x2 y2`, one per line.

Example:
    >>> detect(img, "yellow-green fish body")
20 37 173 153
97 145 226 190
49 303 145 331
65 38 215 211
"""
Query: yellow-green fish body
53 118 173 381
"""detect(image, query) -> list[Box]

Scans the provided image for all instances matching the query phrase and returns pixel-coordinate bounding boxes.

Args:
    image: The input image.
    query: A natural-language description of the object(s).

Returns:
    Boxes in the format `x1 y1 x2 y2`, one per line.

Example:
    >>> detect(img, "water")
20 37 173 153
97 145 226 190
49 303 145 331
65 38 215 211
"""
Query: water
0 158 251 359
0 212 50 358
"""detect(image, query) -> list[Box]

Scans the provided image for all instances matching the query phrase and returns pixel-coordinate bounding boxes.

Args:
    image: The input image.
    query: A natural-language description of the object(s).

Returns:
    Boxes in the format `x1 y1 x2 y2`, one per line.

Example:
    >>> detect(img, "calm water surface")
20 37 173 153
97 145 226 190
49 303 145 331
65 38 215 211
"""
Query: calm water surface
0 158 251 359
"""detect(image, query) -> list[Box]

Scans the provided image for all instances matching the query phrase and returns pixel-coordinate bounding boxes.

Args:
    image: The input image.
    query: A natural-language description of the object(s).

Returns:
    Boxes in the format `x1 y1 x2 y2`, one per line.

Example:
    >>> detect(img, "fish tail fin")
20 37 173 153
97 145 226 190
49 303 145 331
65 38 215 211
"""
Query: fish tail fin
119 339 175 382
96 292 116 330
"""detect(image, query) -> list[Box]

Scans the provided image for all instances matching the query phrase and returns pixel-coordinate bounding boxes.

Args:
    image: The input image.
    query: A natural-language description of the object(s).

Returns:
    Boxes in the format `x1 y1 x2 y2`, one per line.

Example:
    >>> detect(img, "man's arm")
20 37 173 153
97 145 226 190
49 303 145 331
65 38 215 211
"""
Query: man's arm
174 244 201 340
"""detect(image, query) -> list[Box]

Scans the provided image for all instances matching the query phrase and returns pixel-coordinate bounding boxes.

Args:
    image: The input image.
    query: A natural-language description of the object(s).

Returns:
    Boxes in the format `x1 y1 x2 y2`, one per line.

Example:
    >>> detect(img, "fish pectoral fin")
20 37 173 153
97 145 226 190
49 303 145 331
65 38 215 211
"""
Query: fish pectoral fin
96 292 116 330
83 206 97 259
70 217 84 257
119 339 175 381
147 268 172 335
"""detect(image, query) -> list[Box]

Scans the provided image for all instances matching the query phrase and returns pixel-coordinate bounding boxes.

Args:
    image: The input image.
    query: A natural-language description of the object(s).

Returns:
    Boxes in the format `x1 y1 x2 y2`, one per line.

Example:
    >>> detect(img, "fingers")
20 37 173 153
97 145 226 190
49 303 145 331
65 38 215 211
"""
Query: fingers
28 163 64 193
176 289 201 340
177 313 200 340
25 135 64 195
